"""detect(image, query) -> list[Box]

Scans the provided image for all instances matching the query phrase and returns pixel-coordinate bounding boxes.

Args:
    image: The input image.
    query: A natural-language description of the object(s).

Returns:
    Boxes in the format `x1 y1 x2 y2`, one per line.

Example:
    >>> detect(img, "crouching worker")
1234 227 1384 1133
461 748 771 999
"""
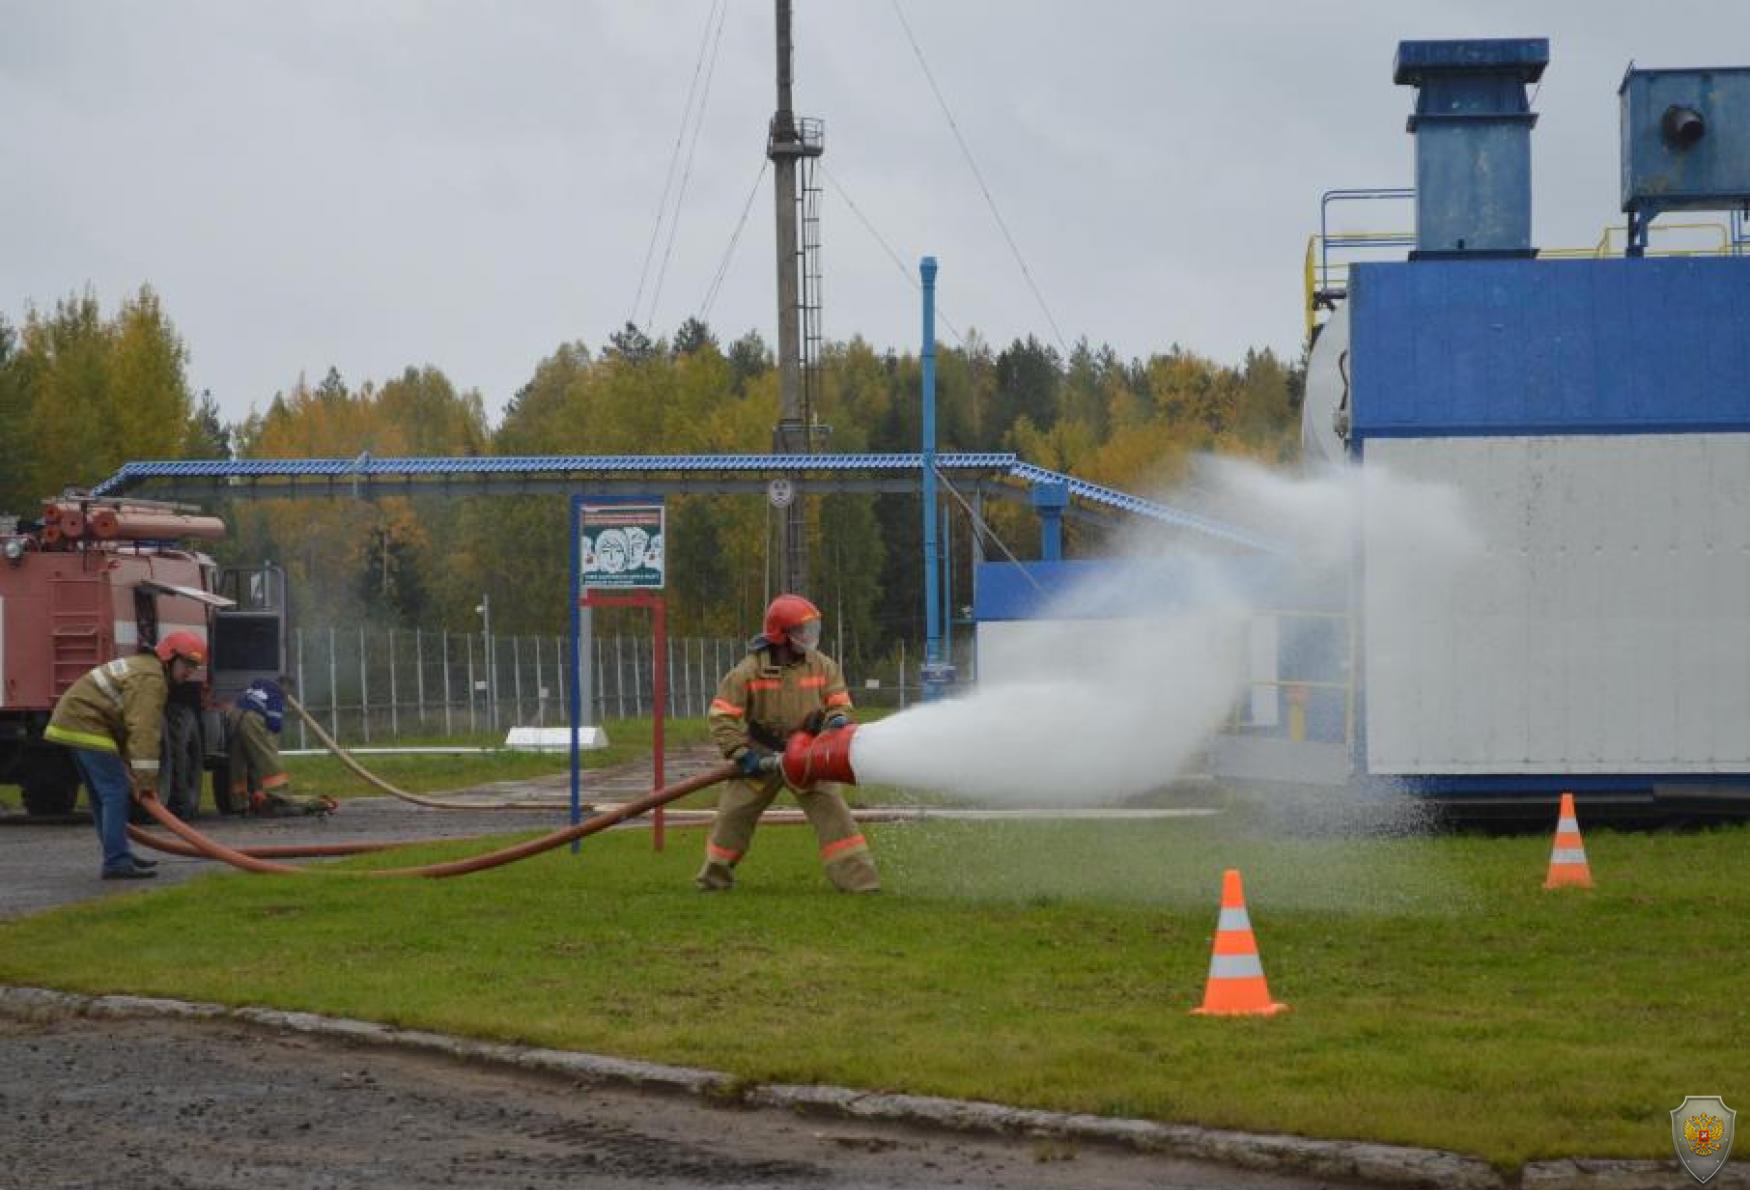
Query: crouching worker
220 680 334 817
697 594 879 893
45 631 208 880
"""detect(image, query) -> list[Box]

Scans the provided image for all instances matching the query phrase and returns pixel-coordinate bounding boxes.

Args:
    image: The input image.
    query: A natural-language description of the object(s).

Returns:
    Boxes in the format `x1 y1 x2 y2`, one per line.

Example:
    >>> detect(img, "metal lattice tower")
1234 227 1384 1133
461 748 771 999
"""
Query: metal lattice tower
798 136 825 450
768 0 824 597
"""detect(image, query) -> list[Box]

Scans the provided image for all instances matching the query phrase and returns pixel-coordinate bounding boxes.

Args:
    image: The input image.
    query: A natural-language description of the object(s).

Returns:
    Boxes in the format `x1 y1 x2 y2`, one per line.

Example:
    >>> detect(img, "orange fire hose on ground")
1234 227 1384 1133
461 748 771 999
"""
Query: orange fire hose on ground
126 826 394 860
123 717 863 875
126 762 737 878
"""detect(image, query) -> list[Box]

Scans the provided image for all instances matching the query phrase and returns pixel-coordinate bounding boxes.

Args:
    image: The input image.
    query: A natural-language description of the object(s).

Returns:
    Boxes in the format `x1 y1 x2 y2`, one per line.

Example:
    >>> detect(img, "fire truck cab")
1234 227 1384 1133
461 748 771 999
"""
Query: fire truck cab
0 496 286 817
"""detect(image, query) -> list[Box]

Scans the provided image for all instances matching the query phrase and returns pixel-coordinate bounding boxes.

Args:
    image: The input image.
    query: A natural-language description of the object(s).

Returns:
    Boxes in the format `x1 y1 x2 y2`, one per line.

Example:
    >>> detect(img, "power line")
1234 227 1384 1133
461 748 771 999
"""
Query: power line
647 0 729 329
822 163 965 348
628 0 722 329
700 160 770 321
889 0 1070 357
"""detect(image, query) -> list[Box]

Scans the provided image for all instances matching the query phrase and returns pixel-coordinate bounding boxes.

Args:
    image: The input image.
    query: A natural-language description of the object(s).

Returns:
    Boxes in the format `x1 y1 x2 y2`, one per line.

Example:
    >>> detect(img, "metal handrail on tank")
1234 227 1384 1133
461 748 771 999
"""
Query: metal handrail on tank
1305 196 1740 339
1305 230 1417 337
1536 221 1732 259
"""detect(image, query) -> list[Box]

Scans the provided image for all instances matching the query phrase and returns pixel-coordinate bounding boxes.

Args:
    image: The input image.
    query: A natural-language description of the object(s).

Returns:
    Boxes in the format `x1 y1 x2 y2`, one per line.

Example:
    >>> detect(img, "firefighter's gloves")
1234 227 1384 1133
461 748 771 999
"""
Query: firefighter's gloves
802 710 850 734
737 749 780 777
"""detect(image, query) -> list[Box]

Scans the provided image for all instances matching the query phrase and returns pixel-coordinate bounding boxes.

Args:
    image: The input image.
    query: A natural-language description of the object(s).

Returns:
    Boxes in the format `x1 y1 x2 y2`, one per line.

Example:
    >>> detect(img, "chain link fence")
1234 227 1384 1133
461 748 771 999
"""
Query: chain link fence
288 626 967 746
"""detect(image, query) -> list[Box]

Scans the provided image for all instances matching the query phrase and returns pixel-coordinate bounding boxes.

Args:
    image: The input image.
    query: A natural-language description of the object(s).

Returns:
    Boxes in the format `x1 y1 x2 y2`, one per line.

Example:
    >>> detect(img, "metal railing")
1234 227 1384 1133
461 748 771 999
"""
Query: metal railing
1306 207 1741 340
1226 609 1355 747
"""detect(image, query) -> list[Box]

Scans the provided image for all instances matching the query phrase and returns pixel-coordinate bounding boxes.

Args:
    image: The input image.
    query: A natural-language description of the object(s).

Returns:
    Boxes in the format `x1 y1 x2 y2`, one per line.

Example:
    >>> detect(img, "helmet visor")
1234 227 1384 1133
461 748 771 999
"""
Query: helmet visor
787 617 822 652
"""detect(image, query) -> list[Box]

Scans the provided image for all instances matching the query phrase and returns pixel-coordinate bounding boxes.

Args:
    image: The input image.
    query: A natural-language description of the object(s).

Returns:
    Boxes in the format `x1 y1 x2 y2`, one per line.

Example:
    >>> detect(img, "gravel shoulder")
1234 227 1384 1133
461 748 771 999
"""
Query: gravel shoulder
0 1012 1342 1190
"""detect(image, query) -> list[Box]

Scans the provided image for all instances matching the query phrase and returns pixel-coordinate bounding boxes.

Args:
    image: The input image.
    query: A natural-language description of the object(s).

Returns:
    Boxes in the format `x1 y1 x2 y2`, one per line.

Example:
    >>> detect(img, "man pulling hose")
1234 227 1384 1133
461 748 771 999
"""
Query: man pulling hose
45 632 206 879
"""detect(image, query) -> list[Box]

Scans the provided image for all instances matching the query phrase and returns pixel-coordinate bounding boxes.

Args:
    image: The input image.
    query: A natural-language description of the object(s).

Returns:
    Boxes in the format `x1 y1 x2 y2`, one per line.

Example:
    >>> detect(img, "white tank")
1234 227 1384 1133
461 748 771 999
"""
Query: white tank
1300 301 1351 467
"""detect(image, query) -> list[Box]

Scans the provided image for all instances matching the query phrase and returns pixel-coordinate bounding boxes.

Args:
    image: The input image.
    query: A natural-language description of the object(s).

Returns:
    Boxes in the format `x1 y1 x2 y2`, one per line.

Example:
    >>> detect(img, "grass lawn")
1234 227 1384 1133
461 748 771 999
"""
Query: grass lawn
2 796 1745 1171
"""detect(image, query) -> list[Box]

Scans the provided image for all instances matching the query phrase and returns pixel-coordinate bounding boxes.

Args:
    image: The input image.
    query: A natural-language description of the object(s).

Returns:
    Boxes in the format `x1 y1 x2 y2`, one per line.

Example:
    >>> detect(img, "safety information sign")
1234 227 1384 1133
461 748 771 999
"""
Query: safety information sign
580 503 665 589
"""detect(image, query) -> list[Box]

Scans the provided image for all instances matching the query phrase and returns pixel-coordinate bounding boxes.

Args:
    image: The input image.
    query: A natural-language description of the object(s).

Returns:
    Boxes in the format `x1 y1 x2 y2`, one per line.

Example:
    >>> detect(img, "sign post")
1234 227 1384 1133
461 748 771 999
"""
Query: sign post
572 499 668 852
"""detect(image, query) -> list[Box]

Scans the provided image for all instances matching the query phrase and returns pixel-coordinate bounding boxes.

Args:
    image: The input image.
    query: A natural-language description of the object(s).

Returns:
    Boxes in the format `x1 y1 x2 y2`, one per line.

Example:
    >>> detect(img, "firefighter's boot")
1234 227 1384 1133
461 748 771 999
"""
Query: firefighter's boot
695 776 778 890
251 792 331 818
694 860 736 891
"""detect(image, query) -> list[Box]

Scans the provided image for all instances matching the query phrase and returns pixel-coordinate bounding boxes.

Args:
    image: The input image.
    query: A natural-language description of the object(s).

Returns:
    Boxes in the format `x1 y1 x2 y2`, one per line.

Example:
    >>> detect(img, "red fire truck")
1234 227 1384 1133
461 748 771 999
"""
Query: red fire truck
0 495 286 816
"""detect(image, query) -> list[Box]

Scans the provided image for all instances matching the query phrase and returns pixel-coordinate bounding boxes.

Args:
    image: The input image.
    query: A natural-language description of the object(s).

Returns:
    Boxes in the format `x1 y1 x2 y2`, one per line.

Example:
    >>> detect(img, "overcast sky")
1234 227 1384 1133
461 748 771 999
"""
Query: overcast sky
2 1 1744 428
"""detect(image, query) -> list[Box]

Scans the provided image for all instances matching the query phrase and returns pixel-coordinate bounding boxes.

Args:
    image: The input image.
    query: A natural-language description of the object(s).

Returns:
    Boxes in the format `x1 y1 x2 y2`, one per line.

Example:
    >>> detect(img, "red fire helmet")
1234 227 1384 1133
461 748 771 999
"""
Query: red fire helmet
154 630 207 667
763 593 822 650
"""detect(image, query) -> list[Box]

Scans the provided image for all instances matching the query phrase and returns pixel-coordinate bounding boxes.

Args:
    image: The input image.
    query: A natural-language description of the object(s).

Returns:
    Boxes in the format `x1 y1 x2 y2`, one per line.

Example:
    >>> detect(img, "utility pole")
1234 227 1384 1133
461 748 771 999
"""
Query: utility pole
768 0 823 596
475 592 494 730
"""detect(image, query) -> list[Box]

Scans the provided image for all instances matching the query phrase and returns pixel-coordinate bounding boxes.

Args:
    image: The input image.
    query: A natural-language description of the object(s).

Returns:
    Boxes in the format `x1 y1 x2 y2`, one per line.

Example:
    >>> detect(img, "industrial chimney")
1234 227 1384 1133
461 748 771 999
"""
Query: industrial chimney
1394 38 1548 258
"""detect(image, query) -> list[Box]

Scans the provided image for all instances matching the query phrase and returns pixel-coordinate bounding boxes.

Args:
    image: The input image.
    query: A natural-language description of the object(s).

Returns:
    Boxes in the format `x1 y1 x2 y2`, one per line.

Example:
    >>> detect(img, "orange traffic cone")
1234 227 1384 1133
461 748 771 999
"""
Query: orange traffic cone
1544 792 1593 889
1191 869 1287 1016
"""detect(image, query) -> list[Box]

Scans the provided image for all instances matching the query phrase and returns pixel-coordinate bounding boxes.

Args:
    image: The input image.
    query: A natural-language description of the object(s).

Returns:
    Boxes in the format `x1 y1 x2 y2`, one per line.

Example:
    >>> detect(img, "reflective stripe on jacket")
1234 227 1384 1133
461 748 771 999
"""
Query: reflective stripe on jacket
44 654 169 777
707 645 853 760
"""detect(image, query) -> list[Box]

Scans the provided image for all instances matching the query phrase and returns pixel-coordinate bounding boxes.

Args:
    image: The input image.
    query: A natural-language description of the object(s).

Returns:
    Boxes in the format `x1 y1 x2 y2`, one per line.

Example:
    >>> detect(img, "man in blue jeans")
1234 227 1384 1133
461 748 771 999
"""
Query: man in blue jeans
45 632 207 880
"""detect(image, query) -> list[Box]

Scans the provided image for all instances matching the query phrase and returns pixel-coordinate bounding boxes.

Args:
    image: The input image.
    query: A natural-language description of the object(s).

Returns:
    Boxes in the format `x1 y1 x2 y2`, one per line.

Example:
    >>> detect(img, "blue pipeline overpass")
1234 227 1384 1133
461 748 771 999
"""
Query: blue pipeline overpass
92 452 1276 555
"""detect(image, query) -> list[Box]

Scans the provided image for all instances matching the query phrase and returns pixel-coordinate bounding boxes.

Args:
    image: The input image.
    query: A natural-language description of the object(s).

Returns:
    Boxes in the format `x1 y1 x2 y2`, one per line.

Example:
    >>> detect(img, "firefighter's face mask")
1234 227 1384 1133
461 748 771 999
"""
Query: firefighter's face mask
787 617 822 653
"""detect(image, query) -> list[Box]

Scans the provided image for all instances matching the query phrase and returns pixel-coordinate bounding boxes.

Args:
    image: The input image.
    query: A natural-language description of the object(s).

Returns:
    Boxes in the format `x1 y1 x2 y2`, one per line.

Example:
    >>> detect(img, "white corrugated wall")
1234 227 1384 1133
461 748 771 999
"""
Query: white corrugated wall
1365 434 1750 774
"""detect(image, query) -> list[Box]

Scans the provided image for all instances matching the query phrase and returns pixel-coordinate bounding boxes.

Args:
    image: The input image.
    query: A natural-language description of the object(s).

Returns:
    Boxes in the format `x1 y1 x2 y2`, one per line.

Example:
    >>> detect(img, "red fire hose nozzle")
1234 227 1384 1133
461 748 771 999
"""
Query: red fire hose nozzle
781 724 860 792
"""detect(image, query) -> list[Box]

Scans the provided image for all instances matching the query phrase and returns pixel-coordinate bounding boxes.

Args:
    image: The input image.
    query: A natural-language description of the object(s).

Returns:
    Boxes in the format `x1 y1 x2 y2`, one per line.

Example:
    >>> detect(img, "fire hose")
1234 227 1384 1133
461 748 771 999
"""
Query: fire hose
285 691 877 827
124 725 863 877
123 721 861 878
128 762 738 877
287 693 583 811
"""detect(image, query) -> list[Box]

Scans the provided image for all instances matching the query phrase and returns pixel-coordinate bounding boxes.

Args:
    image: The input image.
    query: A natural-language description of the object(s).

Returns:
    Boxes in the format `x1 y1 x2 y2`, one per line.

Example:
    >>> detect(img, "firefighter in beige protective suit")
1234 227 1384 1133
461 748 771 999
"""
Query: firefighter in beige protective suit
45 631 207 879
219 680 334 817
697 594 880 893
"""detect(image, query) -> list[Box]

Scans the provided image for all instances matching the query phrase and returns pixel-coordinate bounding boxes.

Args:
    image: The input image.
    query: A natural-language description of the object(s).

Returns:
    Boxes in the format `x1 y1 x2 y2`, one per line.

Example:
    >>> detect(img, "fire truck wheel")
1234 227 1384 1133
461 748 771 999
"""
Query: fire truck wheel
160 704 204 819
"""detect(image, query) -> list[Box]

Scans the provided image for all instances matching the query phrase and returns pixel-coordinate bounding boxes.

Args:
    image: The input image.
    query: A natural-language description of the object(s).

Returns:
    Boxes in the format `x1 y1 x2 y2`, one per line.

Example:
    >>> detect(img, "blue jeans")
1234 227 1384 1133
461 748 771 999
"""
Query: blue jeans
70 749 141 874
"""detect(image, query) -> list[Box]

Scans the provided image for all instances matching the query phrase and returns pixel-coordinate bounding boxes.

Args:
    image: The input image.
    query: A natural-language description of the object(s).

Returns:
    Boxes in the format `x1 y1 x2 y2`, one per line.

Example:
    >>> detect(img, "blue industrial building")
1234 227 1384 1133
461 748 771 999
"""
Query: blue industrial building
985 39 1750 814
1301 40 1750 810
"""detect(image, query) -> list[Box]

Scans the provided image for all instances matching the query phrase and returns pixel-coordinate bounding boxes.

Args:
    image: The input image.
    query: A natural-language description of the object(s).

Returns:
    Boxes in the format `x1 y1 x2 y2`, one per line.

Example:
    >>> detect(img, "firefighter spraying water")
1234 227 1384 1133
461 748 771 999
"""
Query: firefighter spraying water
697 594 880 893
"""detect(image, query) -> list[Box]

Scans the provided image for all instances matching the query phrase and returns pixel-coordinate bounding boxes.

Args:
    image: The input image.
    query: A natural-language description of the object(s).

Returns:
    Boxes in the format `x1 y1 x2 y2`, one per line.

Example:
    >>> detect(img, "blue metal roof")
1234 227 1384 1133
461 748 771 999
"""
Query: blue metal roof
93 451 1273 551
1350 256 1750 438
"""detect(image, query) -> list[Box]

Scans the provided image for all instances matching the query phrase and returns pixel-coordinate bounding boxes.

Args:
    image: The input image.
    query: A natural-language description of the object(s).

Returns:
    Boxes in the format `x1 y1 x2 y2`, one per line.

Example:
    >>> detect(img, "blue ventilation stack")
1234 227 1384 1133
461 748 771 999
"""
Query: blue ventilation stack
1394 38 1548 257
